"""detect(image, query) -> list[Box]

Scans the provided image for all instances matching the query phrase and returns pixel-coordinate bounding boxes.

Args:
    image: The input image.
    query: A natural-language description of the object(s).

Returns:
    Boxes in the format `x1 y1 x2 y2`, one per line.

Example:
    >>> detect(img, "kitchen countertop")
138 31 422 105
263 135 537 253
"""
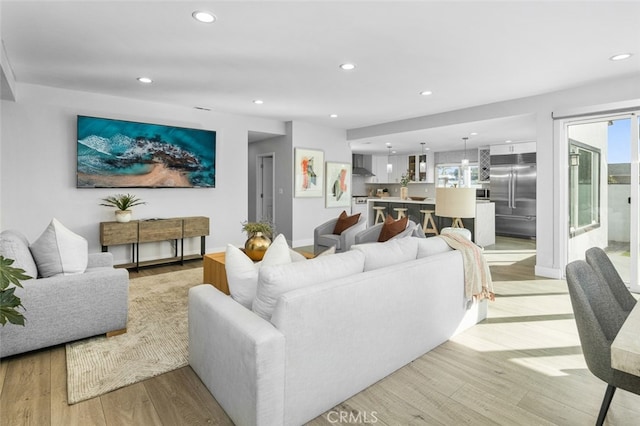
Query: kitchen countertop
367 197 491 204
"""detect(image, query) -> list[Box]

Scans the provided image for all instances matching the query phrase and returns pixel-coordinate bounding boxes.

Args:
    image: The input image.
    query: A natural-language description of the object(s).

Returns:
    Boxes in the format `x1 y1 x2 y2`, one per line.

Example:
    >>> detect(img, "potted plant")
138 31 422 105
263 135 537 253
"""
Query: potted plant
100 193 146 223
400 171 410 200
0 256 32 326
241 220 274 261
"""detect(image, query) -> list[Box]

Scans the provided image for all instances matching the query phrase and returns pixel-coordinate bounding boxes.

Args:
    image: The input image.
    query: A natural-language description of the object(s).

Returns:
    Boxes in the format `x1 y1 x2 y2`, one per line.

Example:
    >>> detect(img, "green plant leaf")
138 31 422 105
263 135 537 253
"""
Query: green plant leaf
0 286 25 326
100 193 146 210
0 256 31 291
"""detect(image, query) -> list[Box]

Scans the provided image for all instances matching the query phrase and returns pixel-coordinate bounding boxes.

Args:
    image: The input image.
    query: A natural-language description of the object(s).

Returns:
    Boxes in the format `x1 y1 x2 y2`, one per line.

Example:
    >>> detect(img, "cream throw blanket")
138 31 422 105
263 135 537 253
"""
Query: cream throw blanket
438 233 495 301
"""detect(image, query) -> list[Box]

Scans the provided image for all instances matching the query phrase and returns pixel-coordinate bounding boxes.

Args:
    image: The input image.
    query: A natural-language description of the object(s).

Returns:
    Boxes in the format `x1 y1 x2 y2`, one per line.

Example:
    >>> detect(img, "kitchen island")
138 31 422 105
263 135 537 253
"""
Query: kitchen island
366 198 495 247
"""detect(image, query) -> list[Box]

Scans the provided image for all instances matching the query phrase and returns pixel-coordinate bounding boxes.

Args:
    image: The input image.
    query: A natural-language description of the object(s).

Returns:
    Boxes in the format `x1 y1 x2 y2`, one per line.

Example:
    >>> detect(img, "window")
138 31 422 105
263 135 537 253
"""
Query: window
569 140 601 236
436 163 480 187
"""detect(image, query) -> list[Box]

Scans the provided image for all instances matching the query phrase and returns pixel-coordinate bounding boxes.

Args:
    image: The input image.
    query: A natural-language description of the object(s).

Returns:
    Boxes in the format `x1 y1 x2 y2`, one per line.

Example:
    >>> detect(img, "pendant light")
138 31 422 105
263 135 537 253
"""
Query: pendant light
461 137 469 166
419 142 427 173
386 145 393 173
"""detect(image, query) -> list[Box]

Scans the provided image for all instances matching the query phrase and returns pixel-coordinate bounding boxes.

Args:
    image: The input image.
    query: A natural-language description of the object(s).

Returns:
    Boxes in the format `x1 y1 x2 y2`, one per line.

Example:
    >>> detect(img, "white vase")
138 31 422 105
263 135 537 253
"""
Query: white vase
115 210 132 223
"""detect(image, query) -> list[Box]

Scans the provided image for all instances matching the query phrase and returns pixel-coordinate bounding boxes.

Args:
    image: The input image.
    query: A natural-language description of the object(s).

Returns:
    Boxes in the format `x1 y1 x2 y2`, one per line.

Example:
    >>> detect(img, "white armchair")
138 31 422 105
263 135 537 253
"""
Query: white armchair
354 220 422 245
314 215 366 254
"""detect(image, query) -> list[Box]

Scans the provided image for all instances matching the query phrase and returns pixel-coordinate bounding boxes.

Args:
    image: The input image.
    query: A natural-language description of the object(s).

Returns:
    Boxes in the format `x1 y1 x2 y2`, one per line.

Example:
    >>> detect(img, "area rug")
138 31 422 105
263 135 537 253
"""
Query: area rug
66 267 203 404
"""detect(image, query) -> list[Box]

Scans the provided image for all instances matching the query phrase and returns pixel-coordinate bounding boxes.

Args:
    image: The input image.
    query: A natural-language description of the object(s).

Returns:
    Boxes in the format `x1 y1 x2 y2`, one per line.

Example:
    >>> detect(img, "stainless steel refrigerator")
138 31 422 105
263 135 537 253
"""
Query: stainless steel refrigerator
490 152 536 238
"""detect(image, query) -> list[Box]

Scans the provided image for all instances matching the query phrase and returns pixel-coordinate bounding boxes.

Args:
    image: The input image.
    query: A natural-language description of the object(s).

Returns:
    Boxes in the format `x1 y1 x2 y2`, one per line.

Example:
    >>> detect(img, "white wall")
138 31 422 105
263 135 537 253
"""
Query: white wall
348 74 640 278
291 121 350 247
1 83 285 264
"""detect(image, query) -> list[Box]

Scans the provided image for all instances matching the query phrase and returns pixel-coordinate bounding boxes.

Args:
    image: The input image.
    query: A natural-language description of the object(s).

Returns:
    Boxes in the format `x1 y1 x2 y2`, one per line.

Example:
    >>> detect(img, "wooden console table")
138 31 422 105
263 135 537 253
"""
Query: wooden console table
100 216 209 269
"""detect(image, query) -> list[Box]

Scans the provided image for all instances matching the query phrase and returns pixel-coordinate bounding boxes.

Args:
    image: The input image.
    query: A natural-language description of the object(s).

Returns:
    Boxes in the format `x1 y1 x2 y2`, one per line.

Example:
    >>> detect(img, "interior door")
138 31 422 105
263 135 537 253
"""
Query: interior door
258 155 274 223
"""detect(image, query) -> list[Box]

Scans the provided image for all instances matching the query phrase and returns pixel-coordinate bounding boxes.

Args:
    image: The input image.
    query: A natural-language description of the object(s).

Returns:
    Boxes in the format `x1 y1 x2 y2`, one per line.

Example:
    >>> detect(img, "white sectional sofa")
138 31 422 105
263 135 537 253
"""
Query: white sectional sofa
188 237 487 426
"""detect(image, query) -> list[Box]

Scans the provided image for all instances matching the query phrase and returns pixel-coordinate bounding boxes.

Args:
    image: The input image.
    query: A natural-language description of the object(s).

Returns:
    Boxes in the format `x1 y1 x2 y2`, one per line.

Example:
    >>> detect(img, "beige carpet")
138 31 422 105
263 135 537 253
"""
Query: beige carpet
66 267 204 404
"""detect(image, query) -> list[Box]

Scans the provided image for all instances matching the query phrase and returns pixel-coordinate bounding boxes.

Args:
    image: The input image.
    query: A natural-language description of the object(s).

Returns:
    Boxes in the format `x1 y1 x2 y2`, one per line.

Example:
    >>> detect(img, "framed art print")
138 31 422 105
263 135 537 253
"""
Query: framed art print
325 161 351 208
294 148 324 197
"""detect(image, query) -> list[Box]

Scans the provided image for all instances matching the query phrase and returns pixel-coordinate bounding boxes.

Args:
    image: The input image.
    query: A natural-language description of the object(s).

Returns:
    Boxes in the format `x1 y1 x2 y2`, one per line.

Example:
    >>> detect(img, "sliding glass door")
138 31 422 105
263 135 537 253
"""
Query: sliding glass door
566 113 639 291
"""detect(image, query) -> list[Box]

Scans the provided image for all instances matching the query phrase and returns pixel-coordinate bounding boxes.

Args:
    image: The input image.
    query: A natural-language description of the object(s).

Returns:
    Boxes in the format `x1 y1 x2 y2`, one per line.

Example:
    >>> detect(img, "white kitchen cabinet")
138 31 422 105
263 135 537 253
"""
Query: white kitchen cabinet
367 155 389 183
389 155 404 183
490 141 536 156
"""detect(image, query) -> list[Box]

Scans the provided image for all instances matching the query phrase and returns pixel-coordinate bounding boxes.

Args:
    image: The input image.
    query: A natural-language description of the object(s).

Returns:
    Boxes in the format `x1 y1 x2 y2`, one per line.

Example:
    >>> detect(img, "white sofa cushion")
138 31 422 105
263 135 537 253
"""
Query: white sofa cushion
226 234 292 309
416 236 453 258
252 250 365 321
351 237 419 272
29 218 88 278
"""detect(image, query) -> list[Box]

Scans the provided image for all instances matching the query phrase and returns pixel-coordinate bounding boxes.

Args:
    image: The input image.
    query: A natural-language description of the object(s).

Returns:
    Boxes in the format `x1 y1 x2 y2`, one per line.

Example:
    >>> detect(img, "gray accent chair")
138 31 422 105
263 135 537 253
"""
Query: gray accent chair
354 220 422 245
586 247 636 312
313 215 367 255
565 258 640 425
0 230 130 358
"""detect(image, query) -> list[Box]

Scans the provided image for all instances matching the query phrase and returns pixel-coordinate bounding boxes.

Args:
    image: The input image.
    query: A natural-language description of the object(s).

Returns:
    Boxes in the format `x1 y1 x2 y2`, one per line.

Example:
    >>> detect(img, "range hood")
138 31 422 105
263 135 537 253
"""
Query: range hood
352 154 375 177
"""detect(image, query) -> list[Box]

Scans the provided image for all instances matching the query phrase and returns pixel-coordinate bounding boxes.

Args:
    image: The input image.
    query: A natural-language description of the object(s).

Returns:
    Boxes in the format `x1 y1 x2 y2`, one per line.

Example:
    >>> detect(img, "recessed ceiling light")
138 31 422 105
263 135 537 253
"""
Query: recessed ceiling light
425 147 430 151
330 114 338 118
137 77 153 84
505 139 512 143
470 132 478 136
253 99 264 105
610 53 632 61
192 11 216 23
340 63 356 71
419 90 432 96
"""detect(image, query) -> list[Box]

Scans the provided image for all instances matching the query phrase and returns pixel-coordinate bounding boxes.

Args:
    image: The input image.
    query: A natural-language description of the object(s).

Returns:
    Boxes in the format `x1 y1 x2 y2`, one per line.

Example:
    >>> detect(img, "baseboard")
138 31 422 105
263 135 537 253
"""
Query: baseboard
534 265 563 279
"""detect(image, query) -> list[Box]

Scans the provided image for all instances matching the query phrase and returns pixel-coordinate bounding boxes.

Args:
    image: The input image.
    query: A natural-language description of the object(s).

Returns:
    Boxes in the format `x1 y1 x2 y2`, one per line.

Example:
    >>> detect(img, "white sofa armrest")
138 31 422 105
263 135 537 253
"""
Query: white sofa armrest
188 285 285 426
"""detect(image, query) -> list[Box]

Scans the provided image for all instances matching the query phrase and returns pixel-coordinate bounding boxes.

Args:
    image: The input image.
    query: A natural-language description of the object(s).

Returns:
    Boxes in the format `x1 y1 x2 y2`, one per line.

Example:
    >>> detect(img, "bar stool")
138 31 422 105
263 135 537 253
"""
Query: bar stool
420 209 439 236
373 206 386 224
393 207 408 220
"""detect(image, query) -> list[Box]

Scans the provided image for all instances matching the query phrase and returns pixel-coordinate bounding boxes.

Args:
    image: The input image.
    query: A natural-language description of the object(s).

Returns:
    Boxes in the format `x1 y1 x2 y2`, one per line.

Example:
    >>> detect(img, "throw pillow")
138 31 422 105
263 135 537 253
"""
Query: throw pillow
226 234 292 309
333 210 361 235
352 237 419 272
29 218 88 277
378 215 408 242
252 250 366 321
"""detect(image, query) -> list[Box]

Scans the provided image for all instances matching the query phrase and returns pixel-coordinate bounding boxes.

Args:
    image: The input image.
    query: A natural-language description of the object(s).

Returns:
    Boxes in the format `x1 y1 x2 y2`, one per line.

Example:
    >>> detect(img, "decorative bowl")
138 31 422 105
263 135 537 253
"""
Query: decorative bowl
409 196 426 201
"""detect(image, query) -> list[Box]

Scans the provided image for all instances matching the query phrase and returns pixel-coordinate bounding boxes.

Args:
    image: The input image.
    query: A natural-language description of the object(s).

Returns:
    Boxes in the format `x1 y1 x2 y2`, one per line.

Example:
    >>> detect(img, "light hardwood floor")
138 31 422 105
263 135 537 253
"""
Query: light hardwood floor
2 249 640 425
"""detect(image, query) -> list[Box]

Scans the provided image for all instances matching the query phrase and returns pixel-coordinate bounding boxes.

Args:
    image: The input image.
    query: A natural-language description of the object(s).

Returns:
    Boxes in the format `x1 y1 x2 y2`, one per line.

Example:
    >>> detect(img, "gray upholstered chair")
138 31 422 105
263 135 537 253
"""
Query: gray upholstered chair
565 259 640 425
353 220 421 245
313 215 366 255
586 247 636 312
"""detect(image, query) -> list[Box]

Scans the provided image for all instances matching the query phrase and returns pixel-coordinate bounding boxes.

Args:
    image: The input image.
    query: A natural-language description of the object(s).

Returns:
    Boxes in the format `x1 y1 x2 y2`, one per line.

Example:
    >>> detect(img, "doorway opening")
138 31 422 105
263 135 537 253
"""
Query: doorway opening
256 153 275 224
562 113 639 291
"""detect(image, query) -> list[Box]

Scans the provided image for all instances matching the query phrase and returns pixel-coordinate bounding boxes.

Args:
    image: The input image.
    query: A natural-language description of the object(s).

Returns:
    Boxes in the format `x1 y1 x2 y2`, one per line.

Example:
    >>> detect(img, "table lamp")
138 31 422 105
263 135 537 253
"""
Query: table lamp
435 187 476 228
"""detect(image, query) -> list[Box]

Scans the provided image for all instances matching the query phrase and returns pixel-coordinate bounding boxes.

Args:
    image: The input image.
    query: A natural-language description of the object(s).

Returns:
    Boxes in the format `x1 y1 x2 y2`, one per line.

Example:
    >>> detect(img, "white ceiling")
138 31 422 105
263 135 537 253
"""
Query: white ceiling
2 1 639 154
